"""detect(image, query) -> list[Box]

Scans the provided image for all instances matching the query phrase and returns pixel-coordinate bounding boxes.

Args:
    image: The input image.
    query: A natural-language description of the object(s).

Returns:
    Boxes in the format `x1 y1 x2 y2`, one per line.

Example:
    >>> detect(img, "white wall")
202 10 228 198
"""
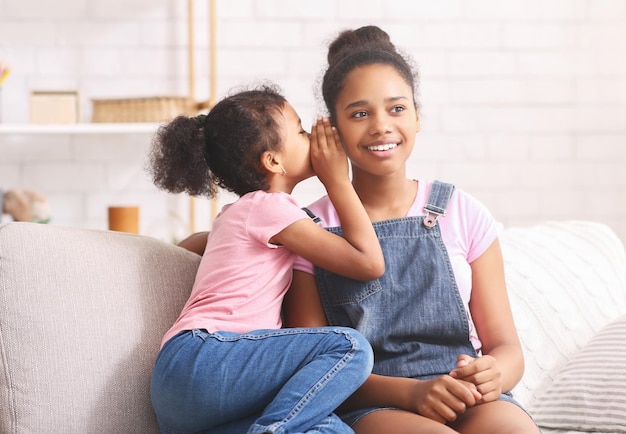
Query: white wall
1 0 626 242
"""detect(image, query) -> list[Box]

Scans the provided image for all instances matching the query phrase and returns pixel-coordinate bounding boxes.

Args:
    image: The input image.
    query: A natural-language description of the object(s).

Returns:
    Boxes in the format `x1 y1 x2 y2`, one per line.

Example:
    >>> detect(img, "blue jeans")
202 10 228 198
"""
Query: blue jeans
150 327 373 434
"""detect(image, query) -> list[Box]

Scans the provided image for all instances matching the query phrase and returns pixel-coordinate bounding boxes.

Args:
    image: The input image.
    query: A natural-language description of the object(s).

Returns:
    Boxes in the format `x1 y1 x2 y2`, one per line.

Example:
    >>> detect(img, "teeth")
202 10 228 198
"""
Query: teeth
367 143 398 151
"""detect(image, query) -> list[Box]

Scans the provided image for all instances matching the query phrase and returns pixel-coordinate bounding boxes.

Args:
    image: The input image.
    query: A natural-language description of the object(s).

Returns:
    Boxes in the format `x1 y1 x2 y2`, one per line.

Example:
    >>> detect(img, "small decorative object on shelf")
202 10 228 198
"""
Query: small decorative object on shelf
30 91 80 124
0 61 11 123
108 206 140 234
0 189 50 224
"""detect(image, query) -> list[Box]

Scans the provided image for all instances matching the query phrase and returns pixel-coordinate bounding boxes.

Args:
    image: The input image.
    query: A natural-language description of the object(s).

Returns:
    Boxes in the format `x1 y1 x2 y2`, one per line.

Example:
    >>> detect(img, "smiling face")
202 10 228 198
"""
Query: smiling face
333 63 419 179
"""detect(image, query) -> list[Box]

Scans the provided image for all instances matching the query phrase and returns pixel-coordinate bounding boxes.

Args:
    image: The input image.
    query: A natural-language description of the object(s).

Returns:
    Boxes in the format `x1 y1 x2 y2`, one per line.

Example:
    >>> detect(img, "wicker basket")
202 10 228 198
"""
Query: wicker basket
91 96 210 123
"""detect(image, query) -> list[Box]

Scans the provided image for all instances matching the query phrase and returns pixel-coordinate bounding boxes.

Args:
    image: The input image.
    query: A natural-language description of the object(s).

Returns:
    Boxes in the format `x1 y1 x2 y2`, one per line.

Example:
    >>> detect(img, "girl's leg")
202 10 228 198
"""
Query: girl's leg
305 413 356 434
450 400 540 434
353 409 457 434
151 327 372 434
213 413 353 434
352 402 539 434
245 327 371 433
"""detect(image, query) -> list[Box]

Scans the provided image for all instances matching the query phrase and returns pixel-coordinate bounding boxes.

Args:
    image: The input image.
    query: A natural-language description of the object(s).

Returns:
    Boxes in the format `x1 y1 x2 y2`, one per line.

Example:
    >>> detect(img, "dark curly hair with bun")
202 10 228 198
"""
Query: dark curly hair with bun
322 25 419 123
147 84 287 198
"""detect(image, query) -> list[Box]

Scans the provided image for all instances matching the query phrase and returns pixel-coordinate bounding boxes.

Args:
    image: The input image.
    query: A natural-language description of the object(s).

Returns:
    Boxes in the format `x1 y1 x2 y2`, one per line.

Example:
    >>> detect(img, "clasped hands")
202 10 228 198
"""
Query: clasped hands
411 354 503 424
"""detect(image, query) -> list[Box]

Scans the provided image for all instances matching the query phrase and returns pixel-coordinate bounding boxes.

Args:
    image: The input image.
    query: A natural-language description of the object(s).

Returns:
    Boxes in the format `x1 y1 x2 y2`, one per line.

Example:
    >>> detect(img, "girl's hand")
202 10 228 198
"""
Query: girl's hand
408 376 482 424
449 354 503 403
309 117 349 188
273 119 385 281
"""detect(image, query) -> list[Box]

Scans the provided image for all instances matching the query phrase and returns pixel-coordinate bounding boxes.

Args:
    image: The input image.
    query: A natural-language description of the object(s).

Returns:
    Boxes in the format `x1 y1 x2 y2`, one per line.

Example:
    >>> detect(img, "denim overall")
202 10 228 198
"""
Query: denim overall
315 181 476 380
313 181 519 424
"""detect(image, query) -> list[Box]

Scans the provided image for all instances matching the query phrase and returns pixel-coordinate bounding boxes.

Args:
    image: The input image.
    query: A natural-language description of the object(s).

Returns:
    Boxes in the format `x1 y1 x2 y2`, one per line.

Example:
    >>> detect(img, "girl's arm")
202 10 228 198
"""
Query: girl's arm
284 270 480 424
177 231 210 255
178 120 384 281
282 270 328 328
272 119 384 281
449 238 525 402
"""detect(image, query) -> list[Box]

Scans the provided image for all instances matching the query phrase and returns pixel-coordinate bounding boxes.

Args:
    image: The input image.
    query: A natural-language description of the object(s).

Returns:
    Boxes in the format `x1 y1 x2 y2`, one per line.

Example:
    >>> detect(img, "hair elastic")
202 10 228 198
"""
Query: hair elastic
193 114 207 126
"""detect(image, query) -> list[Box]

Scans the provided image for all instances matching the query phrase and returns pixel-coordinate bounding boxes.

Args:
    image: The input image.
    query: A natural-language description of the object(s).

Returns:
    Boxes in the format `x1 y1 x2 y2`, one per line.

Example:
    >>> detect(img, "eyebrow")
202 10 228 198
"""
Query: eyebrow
343 96 409 111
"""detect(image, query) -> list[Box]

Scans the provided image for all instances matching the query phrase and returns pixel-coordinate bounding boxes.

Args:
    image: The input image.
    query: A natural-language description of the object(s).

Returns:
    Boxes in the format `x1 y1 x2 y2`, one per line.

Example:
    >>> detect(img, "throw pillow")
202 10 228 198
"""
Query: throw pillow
530 313 626 432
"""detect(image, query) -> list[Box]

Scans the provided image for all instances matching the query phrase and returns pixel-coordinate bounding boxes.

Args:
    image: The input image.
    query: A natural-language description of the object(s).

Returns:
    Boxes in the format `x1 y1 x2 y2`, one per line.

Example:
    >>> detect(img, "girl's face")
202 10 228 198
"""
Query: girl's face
276 102 313 181
333 63 419 177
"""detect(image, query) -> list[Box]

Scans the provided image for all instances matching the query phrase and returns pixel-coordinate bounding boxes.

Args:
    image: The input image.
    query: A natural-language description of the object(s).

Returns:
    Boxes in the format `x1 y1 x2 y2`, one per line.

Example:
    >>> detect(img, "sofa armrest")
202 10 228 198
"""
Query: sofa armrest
0 222 200 433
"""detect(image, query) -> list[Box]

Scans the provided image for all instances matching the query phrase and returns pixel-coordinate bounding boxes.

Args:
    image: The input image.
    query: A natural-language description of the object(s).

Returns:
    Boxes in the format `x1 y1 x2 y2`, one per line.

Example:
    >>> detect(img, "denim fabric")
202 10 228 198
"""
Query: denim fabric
315 181 489 423
315 218 477 377
150 327 373 434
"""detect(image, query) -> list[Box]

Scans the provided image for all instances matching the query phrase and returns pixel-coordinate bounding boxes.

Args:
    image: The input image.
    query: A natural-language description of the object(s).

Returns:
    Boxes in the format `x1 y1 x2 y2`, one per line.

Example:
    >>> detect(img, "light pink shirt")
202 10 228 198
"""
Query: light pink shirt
293 180 502 350
161 190 308 347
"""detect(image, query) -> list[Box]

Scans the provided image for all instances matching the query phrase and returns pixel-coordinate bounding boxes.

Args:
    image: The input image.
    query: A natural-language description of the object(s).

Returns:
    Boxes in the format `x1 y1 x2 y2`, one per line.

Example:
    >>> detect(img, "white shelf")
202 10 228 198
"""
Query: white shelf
0 123 161 134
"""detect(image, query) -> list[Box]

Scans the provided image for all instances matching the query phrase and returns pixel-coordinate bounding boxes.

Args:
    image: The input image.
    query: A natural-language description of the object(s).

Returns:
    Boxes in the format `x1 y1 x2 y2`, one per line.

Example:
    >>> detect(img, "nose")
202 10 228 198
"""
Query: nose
368 112 392 136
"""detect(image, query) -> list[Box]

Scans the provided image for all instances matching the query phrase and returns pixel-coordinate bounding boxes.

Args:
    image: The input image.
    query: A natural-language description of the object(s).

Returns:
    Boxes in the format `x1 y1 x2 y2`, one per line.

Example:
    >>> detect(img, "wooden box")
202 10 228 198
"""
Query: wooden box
30 91 79 124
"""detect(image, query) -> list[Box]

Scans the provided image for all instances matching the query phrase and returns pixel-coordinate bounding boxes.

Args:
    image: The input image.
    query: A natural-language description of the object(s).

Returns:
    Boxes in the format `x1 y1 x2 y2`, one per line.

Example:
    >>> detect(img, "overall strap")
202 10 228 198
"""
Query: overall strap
423 180 455 228
302 207 322 225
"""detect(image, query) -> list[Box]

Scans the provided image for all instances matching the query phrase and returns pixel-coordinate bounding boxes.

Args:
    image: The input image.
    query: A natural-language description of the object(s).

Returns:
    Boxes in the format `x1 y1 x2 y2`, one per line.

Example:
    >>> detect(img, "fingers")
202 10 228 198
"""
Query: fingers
450 354 484 379
311 118 339 151
476 382 501 403
450 355 503 403
418 377 481 423
467 382 483 401
309 118 325 155
330 121 341 148
309 118 349 185
456 353 473 367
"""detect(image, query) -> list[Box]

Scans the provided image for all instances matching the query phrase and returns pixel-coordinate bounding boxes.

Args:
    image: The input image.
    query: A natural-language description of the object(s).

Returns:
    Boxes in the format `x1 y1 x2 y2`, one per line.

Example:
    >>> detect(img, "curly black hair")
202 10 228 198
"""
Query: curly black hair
147 84 287 198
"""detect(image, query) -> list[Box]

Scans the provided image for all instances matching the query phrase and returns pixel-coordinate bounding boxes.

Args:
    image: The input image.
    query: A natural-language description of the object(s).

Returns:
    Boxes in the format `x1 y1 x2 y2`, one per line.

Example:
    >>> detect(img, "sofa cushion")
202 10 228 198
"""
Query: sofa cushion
502 221 626 408
0 222 200 433
529 313 626 432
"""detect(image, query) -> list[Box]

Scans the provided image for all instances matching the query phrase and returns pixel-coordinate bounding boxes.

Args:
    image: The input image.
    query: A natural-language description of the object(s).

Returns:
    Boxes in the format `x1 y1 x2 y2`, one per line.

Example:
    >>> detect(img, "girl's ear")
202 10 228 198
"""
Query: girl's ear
415 112 421 133
260 151 283 175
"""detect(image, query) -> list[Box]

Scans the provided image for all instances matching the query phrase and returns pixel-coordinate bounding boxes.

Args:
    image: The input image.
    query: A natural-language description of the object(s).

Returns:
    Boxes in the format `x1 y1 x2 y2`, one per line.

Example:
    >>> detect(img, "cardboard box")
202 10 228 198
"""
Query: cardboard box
30 91 79 124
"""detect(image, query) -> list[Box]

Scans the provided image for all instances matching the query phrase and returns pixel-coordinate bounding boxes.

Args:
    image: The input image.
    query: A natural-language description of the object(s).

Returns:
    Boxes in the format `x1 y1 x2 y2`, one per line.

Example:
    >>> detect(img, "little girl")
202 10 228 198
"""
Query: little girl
147 84 384 434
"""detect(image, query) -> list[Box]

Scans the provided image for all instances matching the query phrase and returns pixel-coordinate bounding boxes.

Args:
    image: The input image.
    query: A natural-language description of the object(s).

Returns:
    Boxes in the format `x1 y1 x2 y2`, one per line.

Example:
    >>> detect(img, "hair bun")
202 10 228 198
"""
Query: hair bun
327 25 396 66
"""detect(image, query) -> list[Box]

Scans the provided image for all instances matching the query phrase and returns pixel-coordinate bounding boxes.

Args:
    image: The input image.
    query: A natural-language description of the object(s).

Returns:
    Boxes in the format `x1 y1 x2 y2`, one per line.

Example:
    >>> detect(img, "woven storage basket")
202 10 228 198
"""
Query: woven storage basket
91 96 209 123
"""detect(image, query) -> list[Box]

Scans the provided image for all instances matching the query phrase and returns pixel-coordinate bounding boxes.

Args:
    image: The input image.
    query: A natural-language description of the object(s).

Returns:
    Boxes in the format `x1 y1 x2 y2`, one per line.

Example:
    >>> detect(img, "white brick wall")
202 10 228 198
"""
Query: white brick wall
1 0 625 243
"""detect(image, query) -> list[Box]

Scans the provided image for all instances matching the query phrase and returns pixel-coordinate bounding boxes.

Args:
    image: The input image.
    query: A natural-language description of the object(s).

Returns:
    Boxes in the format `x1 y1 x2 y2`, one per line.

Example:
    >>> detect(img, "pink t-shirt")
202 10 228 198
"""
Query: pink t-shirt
293 180 502 350
161 190 308 347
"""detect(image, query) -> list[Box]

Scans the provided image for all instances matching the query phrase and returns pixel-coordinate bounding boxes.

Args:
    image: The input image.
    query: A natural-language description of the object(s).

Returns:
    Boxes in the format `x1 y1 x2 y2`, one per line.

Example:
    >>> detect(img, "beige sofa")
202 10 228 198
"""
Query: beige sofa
1 220 625 433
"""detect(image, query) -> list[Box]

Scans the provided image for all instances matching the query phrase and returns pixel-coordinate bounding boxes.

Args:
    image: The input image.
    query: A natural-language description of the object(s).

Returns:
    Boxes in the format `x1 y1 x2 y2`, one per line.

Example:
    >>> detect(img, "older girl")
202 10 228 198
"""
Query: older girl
285 26 539 434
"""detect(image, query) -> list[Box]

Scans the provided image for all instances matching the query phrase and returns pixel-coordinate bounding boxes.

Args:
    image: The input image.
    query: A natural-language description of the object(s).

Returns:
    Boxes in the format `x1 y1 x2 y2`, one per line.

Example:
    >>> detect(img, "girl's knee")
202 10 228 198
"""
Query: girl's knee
335 327 374 372
334 327 371 351
452 401 539 434
354 409 456 434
